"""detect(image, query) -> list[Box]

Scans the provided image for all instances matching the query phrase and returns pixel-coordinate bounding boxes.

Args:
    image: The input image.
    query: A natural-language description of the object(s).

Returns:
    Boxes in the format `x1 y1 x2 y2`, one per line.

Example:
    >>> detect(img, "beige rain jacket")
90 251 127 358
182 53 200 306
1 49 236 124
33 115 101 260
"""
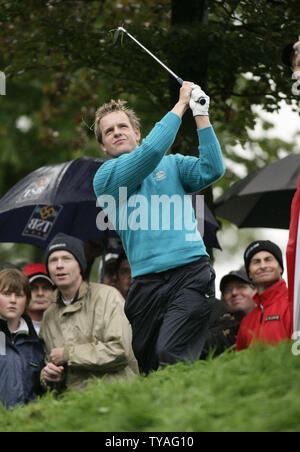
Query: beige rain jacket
40 281 139 390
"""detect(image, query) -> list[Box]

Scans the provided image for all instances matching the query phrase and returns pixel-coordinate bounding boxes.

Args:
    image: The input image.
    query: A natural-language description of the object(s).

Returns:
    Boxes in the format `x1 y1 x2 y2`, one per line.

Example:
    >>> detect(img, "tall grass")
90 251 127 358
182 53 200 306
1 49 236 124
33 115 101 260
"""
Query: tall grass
1 341 300 432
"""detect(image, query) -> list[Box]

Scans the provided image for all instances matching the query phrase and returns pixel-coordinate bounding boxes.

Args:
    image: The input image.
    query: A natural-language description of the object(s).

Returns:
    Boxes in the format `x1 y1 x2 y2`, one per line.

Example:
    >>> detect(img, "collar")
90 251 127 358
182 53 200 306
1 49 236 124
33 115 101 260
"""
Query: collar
0 314 36 338
253 279 288 307
52 281 90 307
12 317 29 335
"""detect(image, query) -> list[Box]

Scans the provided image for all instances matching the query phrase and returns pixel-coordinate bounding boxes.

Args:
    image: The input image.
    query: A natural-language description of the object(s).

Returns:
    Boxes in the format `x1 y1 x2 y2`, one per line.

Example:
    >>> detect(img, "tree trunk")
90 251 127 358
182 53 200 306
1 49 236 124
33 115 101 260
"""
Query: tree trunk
170 0 215 260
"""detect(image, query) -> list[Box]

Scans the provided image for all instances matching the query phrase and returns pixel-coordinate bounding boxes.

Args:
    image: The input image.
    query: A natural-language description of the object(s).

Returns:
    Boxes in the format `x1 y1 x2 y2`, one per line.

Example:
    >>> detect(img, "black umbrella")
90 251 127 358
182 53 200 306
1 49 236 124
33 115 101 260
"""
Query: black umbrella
214 154 300 229
0 157 112 248
0 157 221 249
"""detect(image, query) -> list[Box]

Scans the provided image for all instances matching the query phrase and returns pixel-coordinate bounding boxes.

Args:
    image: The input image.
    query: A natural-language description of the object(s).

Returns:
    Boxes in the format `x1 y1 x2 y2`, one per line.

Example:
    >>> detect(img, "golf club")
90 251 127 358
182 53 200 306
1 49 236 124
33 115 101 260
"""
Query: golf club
113 27 207 106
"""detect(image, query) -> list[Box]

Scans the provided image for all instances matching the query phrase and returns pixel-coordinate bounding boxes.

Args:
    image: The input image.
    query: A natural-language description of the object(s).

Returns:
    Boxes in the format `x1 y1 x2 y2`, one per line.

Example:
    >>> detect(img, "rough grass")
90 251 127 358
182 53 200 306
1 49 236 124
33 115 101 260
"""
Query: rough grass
1 341 300 432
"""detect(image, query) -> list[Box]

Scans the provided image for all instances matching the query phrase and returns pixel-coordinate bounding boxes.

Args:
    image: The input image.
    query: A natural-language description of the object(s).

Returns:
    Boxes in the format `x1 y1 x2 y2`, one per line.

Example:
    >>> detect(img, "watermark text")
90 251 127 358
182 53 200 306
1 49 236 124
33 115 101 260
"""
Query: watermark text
0 71 6 95
96 189 205 242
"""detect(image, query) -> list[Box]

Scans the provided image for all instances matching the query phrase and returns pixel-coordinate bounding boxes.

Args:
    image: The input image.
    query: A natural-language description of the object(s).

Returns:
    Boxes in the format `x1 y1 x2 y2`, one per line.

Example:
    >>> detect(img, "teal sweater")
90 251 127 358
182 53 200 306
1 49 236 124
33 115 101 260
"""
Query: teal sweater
93 112 225 278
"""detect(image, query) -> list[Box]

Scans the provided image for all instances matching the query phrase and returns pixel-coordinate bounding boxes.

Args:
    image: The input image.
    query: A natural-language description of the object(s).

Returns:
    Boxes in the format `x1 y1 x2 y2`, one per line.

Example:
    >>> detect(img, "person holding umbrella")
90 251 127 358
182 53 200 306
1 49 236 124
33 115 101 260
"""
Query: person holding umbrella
236 241 293 351
93 82 225 373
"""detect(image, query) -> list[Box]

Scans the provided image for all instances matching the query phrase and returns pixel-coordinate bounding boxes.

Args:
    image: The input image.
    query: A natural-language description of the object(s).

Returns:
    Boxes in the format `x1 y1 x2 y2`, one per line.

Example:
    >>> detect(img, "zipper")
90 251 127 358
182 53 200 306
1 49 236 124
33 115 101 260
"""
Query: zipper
259 303 264 324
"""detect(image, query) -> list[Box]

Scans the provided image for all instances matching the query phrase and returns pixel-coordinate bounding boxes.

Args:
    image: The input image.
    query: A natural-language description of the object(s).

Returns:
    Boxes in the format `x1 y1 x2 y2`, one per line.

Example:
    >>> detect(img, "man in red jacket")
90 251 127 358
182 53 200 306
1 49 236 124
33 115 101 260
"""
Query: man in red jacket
236 240 292 351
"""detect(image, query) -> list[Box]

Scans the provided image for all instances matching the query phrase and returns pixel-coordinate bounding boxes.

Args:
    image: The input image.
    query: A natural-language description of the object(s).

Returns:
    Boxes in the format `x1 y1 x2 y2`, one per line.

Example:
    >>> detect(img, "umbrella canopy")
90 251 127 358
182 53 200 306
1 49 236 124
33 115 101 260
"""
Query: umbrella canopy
0 157 110 248
214 154 300 229
0 157 221 249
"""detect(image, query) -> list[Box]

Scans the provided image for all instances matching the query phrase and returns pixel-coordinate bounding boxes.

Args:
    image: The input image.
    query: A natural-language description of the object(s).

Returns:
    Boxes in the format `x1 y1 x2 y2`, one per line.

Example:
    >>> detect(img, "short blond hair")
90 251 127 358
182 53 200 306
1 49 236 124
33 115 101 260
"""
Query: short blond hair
94 99 141 144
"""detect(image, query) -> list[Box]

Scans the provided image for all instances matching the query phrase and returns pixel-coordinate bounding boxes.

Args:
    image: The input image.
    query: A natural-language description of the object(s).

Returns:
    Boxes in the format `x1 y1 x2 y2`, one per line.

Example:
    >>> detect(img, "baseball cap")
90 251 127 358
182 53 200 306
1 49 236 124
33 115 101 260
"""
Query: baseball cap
23 263 55 286
220 269 253 294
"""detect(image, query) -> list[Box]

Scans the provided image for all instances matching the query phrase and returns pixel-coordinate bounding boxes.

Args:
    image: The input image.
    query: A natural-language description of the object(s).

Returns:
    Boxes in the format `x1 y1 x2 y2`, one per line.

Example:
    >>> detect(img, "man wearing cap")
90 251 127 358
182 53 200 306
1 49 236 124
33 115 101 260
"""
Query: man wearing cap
23 263 55 335
236 240 293 351
40 232 138 391
201 269 255 359
220 269 256 323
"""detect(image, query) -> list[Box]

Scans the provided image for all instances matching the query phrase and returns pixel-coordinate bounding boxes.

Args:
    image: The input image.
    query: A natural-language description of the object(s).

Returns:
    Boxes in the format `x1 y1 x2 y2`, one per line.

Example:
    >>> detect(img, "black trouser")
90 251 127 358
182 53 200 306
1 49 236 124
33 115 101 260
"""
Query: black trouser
124 256 215 374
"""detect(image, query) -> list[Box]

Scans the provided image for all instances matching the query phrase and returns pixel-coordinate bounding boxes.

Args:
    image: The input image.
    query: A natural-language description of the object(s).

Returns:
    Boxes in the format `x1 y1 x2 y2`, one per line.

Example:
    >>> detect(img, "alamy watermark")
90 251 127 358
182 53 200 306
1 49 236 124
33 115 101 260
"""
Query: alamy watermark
96 189 205 242
0 332 6 355
291 331 300 356
0 71 6 96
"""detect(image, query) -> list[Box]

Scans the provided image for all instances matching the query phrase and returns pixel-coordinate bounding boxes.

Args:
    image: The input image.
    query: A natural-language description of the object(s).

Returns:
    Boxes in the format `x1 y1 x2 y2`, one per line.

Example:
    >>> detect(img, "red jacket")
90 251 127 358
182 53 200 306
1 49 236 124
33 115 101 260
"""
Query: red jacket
236 279 292 351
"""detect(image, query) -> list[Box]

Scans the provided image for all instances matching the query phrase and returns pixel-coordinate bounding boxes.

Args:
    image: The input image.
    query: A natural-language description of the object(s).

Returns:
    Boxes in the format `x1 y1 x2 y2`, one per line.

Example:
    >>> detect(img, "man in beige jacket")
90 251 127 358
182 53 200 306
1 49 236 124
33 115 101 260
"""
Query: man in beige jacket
40 233 138 391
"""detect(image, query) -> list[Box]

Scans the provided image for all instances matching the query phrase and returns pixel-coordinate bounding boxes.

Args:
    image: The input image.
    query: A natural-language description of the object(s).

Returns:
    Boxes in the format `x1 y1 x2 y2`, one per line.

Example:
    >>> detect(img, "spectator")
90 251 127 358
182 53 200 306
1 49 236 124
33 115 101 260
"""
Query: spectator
23 263 55 335
40 233 138 392
115 251 133 299
0 269 44 409
200 297 240 360
93 82 225 374
200 268 256 359
236 241 293 351
220 269 256 323
98 253 119 287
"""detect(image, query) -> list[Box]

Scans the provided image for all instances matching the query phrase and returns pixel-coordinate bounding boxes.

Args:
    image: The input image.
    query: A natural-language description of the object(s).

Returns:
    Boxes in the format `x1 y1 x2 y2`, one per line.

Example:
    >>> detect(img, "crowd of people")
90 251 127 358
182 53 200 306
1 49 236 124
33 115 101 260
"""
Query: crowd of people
0 36 299 409
0 236 293 409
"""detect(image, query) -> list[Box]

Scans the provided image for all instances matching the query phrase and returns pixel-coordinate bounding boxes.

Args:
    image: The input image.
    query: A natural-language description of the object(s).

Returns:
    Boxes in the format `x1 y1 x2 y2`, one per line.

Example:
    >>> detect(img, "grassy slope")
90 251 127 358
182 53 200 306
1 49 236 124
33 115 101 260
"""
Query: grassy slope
1 341 300 432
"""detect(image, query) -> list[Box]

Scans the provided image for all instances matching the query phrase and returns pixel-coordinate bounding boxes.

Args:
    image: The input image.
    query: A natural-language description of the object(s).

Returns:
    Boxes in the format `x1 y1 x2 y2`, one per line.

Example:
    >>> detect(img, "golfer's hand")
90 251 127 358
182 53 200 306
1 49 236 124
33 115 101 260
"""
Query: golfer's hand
292 35 300 75
50 347 66 366
189 84 210 116
42 362 64 383
171 81 194 118
179 81 194 106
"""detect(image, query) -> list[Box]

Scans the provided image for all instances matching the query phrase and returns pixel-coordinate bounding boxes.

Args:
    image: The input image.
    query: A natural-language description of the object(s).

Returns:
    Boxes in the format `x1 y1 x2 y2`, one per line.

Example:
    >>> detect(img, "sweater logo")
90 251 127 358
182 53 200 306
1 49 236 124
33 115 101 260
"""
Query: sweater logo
154 171 166 181
265 315 280 322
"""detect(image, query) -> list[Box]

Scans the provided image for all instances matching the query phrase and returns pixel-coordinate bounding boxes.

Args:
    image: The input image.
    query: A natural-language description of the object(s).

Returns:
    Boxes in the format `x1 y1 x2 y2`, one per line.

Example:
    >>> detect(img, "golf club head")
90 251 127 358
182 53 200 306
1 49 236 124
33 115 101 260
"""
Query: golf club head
112 29 121 45
111 27 127 45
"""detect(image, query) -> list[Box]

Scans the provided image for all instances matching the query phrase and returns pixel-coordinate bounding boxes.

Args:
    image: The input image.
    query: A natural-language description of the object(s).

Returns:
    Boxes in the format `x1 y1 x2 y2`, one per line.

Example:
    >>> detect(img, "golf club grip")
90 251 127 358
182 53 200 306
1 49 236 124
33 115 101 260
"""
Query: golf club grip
177 77 183 85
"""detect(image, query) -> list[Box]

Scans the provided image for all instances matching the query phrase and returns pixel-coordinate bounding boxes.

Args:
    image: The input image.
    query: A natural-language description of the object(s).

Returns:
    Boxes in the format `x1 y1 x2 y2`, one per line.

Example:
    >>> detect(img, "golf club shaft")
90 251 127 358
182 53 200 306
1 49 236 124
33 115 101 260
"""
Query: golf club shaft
118 27 183 85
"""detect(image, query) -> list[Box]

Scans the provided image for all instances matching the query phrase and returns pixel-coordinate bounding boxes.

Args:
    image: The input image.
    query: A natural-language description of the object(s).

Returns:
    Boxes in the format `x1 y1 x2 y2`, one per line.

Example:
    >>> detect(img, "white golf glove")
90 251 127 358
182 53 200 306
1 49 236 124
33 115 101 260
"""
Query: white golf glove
189 84 210 116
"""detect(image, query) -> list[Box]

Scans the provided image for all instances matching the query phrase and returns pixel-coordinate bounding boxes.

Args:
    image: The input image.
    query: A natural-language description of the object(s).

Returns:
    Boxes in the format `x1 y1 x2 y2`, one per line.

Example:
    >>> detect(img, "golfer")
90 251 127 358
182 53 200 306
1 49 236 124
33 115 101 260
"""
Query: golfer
93 82 225 373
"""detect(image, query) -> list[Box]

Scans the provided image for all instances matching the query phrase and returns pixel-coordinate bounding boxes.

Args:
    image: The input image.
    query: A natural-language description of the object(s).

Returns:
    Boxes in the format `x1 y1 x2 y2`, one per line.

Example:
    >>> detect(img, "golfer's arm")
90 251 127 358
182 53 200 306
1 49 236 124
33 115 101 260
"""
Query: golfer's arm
177 126 225 193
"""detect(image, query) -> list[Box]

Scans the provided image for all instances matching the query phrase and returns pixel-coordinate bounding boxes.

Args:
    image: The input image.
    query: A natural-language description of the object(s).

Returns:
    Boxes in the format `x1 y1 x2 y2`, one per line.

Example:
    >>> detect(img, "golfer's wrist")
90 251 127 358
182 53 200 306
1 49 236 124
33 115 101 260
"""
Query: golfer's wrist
171 101 189 118
194 115 211 129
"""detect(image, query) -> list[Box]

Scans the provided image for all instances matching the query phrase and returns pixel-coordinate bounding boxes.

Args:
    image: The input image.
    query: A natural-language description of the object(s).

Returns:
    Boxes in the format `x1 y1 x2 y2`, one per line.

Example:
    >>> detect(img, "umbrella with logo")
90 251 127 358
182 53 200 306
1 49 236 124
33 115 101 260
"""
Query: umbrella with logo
0 157 221 249
0 157 113 249
214 154 300 229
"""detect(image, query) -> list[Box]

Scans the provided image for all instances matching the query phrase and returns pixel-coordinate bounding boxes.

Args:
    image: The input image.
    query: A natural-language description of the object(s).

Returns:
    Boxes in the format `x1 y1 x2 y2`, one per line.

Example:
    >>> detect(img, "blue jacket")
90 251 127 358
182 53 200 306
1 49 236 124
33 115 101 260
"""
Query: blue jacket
93 112 225 277
0 315 45 409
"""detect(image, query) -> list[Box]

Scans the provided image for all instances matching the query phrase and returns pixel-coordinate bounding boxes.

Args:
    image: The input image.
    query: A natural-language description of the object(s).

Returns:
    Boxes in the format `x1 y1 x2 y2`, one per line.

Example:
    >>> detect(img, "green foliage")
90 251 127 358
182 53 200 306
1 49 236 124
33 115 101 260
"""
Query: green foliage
1 342 300 432
0 0 299 261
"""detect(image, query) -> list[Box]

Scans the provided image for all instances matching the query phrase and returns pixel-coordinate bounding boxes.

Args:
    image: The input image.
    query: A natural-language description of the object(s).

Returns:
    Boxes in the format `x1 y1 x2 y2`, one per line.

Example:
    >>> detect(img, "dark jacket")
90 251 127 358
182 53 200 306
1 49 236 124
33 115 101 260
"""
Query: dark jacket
201 299 240 359
0 314 45 409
